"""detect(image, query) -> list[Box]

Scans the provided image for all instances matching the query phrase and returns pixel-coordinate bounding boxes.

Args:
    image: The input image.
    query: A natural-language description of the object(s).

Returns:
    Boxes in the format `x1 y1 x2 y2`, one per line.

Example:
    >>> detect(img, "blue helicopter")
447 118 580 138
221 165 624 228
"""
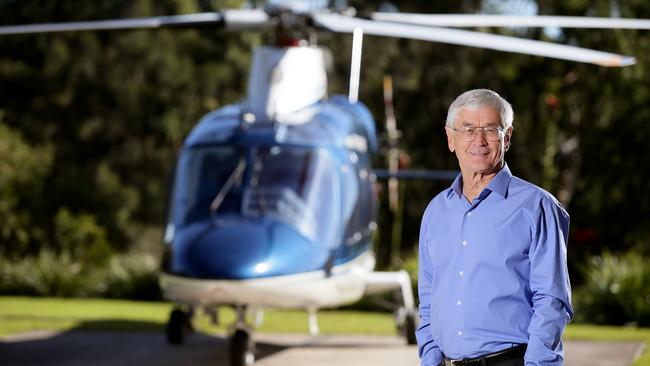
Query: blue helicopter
1 2 644 365
158 44 426 364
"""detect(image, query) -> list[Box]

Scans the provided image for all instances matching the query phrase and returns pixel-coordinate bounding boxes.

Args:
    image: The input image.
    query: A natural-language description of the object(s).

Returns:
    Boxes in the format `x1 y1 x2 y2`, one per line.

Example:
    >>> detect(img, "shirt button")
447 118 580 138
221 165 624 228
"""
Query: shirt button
458 331 464 336
457 300 462 305
459 271 464 276
467 212 472 217
462 240 467 246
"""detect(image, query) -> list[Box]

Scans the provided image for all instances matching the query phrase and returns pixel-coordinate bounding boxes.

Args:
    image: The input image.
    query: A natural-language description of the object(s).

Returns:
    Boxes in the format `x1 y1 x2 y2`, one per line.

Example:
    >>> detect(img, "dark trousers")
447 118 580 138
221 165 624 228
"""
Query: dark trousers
491 358 523 366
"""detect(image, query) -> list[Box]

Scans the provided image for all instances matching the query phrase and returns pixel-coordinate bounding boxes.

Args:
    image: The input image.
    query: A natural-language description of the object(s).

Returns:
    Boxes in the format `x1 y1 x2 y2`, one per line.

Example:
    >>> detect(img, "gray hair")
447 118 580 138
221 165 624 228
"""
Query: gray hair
446 89 514 129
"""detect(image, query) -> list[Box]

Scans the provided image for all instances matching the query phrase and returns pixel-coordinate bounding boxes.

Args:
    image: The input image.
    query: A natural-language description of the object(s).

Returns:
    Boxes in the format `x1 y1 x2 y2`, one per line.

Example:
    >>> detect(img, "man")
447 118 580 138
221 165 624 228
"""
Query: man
416 89 572 366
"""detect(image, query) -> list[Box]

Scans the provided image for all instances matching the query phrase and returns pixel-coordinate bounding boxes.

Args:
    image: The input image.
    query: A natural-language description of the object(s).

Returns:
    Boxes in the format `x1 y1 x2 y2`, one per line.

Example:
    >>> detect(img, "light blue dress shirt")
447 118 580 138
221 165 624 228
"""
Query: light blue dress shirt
416 164 572 366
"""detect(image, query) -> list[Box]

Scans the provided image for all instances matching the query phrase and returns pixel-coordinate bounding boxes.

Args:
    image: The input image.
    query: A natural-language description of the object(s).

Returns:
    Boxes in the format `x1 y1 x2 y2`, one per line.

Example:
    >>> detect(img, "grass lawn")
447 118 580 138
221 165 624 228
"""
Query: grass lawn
1 296 648 365
0 296 396 336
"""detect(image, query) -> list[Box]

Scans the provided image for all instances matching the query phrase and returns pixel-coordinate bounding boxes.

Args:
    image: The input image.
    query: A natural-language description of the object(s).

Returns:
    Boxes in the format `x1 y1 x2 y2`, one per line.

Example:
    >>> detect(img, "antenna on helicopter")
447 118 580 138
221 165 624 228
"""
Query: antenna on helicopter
348 27 363 103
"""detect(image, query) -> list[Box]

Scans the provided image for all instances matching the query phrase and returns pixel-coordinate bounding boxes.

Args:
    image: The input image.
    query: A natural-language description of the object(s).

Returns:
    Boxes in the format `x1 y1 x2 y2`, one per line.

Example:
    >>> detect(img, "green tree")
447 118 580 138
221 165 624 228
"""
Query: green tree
1 0 648 290
0 0 257 256
0 120 52 255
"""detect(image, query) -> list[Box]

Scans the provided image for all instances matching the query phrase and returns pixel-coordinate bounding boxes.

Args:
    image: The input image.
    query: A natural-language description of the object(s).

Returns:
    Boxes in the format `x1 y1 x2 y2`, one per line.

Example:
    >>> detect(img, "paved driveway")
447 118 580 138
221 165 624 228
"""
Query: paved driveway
0 331 644 366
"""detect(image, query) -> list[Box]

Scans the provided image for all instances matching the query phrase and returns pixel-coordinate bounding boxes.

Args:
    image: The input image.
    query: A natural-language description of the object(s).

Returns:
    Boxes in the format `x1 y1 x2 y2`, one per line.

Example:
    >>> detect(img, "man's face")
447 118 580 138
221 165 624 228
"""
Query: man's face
445 106 512 175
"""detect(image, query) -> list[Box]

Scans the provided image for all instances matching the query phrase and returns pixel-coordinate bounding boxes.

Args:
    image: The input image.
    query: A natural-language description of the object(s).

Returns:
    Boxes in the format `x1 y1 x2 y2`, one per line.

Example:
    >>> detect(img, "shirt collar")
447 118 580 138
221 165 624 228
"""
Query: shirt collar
449 173 464 199
447 163 513 199
486 163 512 198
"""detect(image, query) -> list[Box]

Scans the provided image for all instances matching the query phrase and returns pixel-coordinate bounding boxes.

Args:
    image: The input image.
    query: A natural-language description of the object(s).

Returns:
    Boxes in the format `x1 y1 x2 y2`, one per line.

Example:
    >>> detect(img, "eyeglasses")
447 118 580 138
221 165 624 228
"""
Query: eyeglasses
449 126 505 142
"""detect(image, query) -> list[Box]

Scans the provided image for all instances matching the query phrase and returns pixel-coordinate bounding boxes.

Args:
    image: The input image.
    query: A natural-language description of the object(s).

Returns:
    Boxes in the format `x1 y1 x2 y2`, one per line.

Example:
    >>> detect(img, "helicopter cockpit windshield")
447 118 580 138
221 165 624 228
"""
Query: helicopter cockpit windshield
243 146 340 248
172 144 340 248
174 146 246 226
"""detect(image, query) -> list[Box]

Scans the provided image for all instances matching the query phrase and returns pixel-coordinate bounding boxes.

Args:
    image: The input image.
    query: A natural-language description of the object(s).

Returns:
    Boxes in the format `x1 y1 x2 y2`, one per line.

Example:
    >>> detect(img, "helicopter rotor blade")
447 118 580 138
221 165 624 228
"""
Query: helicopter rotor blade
0 9 270 35
371 13 650 30
222 9 272 30
312 14 635 67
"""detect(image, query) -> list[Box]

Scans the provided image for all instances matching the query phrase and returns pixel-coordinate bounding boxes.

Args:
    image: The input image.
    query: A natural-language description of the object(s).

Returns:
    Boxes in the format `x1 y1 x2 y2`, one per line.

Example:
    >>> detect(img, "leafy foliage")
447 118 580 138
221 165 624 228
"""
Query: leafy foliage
0 251 87 297
54 208 112 266
0 0 649 325
101 254 161 300
0 121 52 255
573 250 650 326
0 0 257 257
0 251 161 300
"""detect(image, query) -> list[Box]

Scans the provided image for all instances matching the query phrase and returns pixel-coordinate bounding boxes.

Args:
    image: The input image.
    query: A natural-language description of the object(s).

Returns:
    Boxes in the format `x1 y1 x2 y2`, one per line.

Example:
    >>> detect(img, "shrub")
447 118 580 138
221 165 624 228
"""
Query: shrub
0 251 161 300
99 253 162 301
0 250 91 297
54 208 113 266
573 250 650 326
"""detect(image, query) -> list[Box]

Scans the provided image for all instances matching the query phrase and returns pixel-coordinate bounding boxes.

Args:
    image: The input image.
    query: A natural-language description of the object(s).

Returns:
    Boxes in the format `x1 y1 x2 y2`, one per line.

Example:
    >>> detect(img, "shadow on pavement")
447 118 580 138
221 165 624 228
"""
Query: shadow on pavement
0 319 286 366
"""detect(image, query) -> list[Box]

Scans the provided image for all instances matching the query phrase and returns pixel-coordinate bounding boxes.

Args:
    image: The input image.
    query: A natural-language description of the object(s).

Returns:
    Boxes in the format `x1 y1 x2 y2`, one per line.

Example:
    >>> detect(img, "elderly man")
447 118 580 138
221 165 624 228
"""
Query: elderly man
416 89 572 366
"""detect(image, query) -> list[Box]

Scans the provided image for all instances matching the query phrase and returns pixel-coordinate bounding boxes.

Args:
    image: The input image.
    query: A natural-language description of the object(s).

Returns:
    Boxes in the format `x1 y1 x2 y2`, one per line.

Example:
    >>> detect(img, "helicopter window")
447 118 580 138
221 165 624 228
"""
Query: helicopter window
252 146 311 196
244 146 340 248
174 146 245 225
343 155 376 245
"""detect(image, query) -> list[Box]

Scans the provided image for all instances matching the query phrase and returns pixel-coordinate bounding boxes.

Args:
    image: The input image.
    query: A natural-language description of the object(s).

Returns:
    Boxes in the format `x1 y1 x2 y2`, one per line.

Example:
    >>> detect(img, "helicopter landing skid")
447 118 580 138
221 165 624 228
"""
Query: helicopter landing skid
363 270 418 345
